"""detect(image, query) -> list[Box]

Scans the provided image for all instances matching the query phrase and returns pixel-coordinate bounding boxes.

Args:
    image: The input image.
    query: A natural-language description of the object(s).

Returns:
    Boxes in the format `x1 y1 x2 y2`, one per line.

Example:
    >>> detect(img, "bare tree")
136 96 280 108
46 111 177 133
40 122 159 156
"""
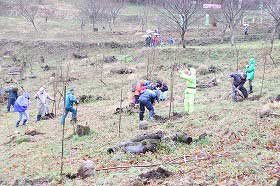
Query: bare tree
16 0 39 31
138 3 150 31
264 0 280 53
220 0 247 46
80 0 106 30
40 5 54 23
156 0 202 48
107 0 125 26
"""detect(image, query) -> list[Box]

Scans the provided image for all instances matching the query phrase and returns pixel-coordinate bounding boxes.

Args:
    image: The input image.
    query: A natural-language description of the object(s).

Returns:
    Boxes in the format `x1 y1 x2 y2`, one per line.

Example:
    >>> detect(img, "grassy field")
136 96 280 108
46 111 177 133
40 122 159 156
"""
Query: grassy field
0 1 279 186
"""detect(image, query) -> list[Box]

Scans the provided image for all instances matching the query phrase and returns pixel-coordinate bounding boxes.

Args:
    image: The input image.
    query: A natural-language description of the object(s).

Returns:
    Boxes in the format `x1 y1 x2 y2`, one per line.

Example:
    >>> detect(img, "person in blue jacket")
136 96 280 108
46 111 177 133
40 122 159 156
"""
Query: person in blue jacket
139 86 159 121
229 73 248 102
5 85 18 112
61 88 79 125
14 92 30 127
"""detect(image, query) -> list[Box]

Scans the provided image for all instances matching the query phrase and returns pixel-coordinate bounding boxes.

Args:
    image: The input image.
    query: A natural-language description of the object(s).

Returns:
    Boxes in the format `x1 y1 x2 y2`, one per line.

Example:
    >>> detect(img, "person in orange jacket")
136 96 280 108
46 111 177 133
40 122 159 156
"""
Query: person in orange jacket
134 80 145 104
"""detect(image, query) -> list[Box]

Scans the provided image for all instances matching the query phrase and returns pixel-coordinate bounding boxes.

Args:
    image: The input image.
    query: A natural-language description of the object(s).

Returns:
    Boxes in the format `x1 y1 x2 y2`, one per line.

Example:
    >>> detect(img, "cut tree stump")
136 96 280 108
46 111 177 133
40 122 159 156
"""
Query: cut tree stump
77 160 96 179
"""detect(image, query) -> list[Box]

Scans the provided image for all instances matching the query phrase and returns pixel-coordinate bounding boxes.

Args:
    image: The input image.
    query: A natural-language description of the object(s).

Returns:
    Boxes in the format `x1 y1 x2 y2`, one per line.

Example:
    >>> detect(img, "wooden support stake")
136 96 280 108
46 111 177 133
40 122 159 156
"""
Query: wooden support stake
60 84 67 179
169 55 175 119
118 84 123 137
260 55 267 96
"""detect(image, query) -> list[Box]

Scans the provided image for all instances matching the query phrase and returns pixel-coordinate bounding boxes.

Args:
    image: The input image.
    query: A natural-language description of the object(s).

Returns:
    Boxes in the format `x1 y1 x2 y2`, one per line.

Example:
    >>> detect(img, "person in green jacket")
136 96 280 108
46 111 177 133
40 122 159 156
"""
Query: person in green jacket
246 58 256 94
177 67 196 114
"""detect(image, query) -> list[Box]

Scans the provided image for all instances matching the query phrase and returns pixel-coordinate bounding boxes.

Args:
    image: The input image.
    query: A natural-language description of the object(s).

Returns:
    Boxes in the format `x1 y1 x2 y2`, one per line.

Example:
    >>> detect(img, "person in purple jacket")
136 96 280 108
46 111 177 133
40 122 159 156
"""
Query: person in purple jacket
14 92 30 127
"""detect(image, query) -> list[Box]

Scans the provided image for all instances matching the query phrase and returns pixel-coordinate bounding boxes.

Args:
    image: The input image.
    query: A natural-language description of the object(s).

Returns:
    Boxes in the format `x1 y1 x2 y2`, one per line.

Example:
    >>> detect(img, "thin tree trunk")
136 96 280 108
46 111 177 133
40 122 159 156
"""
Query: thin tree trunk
60 84 67 179
118 86 123 137
31 20 38 31
270 24 279 53
169 61 175 119
220 25 228 43
146 52 150 80
260 55 267 96
181 31 186 48
230 28 234 47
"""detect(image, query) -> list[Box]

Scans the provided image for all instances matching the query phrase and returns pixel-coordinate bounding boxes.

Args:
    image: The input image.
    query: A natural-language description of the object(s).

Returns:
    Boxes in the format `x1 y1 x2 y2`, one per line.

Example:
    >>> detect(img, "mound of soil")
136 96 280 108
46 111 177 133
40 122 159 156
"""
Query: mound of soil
73 53 88 59
139 167 173 180
267 95 280 103
197 64 219 75
76 125 90 137
248 95 262 101
24 129 45 136
111 68 135 74
154 113 183 123
13 177 52 186
103 56 117 63
114 105 137 115
41 113 55 120
197 78 218 89
41 64 50 71
154 115 167 123
78 95 105 103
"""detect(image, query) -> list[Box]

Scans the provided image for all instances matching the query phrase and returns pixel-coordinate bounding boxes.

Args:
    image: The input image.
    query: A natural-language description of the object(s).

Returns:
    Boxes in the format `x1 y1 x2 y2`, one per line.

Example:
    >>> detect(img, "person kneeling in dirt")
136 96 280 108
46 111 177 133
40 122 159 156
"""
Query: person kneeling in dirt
139 86 160 121
5 85 18 112
61 88 79 124
14 92 30 127
229 73 248 102
35 87 55 121
155 80 168 101
177 67 196 114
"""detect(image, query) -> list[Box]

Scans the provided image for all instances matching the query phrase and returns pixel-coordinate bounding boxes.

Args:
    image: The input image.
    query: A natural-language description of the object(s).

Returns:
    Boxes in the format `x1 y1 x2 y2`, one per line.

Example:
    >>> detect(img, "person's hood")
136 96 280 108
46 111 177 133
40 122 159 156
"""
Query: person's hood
68 88 74 94
156 80 163 86
139 80 144 86
23 92 30 99
249 58 256 65
39 87 45 94
144 81 151 86
147 84 155 90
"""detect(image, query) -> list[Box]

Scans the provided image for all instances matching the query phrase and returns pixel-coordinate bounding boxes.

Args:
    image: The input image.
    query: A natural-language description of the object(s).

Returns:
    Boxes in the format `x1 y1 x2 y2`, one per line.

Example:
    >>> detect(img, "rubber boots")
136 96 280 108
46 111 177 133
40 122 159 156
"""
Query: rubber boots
36 115 42 121
16 121 20 127
23 119 28 126
249 86 253 94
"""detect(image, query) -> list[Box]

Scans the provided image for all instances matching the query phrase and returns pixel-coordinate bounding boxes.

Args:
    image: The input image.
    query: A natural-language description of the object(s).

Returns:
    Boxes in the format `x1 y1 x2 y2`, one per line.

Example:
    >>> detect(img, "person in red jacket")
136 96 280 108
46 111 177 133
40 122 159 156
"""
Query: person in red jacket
134 80 145 104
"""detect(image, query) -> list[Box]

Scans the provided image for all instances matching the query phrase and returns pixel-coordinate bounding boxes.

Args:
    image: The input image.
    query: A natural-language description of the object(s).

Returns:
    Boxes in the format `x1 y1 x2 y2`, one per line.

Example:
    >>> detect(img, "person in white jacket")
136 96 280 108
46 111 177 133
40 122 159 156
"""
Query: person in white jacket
34 87 55 121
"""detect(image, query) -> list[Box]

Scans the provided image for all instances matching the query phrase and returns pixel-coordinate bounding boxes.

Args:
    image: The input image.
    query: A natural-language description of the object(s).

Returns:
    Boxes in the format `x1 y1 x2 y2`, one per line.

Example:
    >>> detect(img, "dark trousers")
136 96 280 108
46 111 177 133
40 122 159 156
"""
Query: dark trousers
139 99 154 121
7 98 16 112
232 86 248 102
249 80 253 93
134 95 140 104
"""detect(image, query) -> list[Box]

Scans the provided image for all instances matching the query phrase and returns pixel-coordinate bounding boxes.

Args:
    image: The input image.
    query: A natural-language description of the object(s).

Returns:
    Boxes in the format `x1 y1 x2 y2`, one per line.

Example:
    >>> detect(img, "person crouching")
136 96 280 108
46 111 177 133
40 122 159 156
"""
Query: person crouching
139 86 159 121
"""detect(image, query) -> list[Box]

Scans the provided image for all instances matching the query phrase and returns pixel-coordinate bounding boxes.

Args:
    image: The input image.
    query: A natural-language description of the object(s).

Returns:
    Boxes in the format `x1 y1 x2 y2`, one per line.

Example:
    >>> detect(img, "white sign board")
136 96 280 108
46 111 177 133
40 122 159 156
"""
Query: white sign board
203 4 222 9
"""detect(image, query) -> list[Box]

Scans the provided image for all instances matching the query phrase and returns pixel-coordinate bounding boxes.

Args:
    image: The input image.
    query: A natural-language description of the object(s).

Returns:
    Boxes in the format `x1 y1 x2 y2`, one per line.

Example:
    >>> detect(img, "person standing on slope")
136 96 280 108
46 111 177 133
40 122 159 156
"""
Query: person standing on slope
246 58 256 94
14 92 30 127
177 66 196 114
61 88 79 125
35 87 55 121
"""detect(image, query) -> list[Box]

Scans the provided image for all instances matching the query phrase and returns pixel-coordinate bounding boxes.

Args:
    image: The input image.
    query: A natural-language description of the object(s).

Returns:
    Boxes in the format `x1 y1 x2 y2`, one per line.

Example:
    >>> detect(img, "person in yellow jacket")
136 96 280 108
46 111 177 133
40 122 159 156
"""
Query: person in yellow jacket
177 67 196 114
